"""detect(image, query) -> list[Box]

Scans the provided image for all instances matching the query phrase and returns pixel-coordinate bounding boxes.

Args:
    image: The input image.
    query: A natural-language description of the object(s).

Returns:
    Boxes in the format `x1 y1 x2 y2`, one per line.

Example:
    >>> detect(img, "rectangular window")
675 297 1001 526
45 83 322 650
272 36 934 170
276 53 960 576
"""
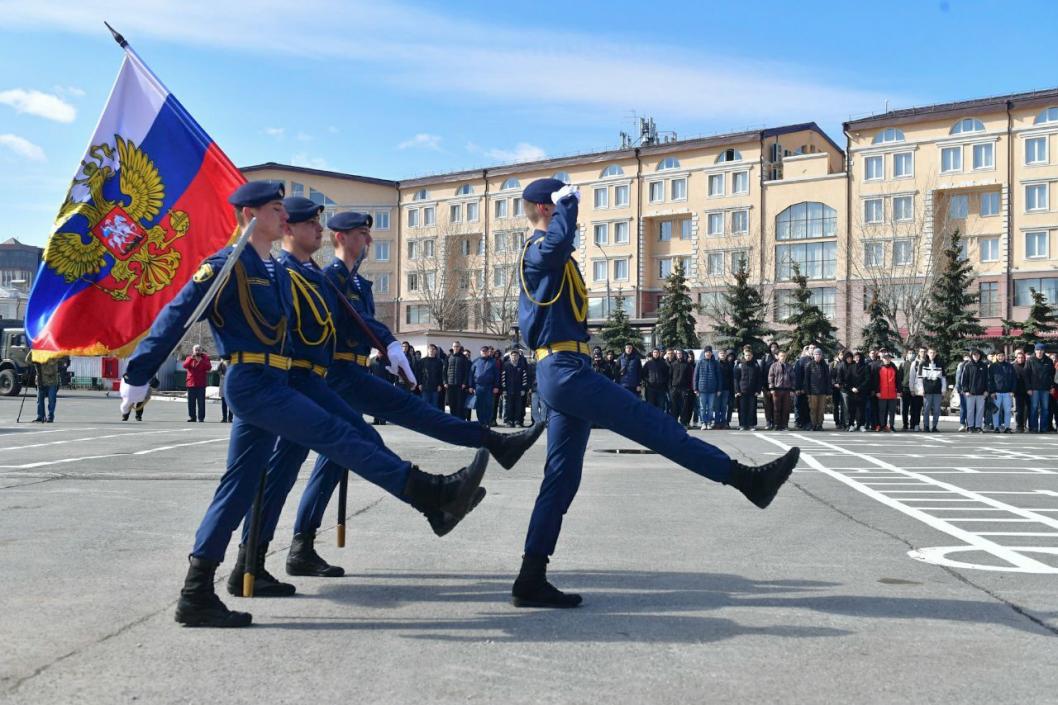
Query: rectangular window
407 241 418 260
422 239 435 258
375 273 390 294
706 252 724 276
458 271 470 290
424 270 436 289
949 194 969 219
893 239 912 266
1015 277 1058 305
864 198 884 224
774 287 837 321
476 237 485 255
865 155 884 180
941 146 962 173
1026 230 1049 259
980 237 1000 262
594 187 609 209
375 211 390 229
708 174 724 196
979 282 999 317
474 270 484 288
593 223 608 246
407 209 418 227
466 202 479 222
459 238 470 256
776 202 837 240
671 178 687 200
864 242 885 268
449 204 462 223
493 266 508 287
678 255 692 274
733 171 749 194
614 184 629 207
707 212 724 236
958 240 969 262
658 258 672 278
1026 136 1048 165
1026 183 1049 211
407 272 419 291
513 198 524 217
614 221 630 244
659 221 672 241
494 232 508 252
730 250 749 273
980 191 1000 216
614 258 629 281
732 209 749 234
374 241 390 262
405 304 431 325
973 143 994 170
680 219 692 240
649 181 664 203
893 195 913 222
423 206 435 226
592 260 607 282
893 152 913 178
775 241 838 281
494 199 508 218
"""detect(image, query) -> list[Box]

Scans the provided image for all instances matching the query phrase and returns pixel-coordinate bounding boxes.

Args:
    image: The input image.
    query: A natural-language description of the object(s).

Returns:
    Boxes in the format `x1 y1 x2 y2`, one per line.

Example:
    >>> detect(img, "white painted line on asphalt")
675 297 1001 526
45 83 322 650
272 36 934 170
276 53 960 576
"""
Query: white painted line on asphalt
978 532 1058 536
0 428 85 438
979 446 1047 460
0 437 228 469
0 429 188 452
756 434 1058 574
133 438 227 454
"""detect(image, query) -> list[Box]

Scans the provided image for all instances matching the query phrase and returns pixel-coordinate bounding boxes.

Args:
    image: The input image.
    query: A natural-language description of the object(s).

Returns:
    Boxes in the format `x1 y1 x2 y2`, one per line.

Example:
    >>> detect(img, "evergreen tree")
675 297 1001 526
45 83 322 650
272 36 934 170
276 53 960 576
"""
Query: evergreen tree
599 291 641 353
861 290 902 352
1002 287 1058 350
782 267 839 355
710 259 773 356
922 229 984 371
653 260 700 349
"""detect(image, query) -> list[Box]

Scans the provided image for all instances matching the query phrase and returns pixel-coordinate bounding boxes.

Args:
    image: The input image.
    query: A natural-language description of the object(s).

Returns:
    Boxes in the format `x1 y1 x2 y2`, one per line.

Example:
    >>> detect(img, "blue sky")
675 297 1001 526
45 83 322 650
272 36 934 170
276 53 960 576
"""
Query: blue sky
2 0 1057 247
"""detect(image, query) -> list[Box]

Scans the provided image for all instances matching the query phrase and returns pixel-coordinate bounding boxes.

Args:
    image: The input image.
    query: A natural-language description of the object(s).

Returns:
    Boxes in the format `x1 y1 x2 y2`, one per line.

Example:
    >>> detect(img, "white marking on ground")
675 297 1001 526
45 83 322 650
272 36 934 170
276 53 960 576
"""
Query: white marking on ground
0 437 227 469
0 429 188 452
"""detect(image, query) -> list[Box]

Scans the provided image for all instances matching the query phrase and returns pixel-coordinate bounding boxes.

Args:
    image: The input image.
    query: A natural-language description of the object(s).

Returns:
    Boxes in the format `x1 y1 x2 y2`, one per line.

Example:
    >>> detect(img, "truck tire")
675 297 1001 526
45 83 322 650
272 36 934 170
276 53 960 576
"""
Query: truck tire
0 368 21 396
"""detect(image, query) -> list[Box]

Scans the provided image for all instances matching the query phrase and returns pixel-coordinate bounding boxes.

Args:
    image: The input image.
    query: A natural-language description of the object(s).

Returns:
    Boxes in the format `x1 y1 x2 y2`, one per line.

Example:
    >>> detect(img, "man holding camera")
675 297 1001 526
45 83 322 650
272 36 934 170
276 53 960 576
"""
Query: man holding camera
183 344 211 422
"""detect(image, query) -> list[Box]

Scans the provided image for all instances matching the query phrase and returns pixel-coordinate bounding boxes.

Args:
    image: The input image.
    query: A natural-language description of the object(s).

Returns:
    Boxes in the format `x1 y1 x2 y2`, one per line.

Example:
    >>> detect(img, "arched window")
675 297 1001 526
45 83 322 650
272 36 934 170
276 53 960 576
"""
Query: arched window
501 177 520 190
775 201 838 241
715 148 743 163
600 164 624 178
455 184 474 196
872 128 905 144
1034 107 1058 125
950 118 985 135
412 189 429 201
656 157 680 171
553 171 571 183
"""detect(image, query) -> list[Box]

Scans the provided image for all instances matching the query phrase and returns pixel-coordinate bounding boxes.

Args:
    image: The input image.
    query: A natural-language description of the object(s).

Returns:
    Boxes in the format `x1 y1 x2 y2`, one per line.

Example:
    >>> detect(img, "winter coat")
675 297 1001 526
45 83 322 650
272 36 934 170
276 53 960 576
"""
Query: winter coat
717 359 735 392
907 359 925 395
793 355 810 392
1026 355 1055 391
958 359 989 396
804 360 832 395
734 360 764 395
768 361 797 390
669 359 693 391
501 360 528 392
419 356 445 391
471 356 498 389
918 359 947 395
619 353 644 388
642 357 669 390
695 357 720 393
445 353 471 387
988 361 1016 394
846 361 870 393
876 364 900 400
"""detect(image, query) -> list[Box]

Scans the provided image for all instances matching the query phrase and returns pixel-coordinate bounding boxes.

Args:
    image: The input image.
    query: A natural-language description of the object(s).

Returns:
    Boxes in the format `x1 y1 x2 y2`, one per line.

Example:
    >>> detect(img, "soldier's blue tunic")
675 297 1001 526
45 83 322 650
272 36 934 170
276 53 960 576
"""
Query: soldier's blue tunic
124 244 411 563
293 257 486 536
518 195 732 558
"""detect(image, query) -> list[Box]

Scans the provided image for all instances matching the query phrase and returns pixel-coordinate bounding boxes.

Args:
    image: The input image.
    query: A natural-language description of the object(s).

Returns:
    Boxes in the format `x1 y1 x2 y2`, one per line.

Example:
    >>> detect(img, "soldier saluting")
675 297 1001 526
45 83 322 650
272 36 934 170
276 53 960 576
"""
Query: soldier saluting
512 178 801 608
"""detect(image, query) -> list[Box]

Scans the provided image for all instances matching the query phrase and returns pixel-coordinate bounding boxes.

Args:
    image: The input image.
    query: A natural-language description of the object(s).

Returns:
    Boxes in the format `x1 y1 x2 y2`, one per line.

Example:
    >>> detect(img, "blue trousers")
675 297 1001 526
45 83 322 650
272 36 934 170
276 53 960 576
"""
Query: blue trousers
993 393 1013 430
293 362 486 535
474 386 494 427
191 364 410 562
525 353 732 558
1029 389 1051 432
36 385 57 420
697 392 716 425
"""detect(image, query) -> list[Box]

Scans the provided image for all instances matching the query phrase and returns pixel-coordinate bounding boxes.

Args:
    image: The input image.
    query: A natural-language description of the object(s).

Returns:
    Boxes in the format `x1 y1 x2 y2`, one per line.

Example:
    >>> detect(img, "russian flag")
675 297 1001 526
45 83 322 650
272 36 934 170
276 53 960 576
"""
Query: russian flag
26 46 245 360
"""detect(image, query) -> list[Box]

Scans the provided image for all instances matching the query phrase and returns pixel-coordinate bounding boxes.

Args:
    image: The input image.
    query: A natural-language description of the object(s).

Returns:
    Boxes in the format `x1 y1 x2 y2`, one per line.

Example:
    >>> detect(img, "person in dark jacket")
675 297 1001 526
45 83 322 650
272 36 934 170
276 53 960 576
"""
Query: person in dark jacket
641 348 668 409
988 349 1016 433
668 349 694 427
865 348 884 430
419 344 446 410
721 349 737 427
1026 342 1054 433
591 347 609 379
804 348 832 431
768 350 797 431
368 353 395 424
618 344 644 398
734 346 764 430
830 352 845 429
470 345 499 427
444 341 472 418
761 341 780 430
501 349 530 427
694 346 721 429
959 348 989 432
1012 348 1029 432
793 346 812 430
845 351 870 431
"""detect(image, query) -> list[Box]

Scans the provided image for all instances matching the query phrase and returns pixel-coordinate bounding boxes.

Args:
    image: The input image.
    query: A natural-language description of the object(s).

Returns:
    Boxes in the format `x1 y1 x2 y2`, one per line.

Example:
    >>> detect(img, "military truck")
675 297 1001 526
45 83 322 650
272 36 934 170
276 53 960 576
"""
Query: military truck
0 319 33 396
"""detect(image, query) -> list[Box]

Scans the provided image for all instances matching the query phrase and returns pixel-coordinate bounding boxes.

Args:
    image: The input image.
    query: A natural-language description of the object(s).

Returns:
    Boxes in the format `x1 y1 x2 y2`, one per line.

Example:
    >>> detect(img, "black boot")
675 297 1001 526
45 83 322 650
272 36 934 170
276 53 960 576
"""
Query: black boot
286 532 344 577
511 554 582 608
727 447 800 509
484 422 546 470
226 543 297 597
403 449 488 536
175 556 252 628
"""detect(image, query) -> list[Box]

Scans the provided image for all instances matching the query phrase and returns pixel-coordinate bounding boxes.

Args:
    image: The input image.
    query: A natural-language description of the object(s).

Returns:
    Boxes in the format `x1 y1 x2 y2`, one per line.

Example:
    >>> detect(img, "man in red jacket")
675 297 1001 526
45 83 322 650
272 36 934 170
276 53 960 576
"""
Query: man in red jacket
183 344 211 422
874 352 901 432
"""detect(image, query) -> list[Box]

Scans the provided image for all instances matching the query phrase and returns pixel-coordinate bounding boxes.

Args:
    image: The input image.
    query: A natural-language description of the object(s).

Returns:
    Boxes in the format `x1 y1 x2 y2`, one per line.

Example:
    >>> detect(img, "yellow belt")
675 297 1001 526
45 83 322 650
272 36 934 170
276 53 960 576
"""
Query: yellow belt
333 352 369 366
534 340 591 362
228 351 291 371
291 359 328 377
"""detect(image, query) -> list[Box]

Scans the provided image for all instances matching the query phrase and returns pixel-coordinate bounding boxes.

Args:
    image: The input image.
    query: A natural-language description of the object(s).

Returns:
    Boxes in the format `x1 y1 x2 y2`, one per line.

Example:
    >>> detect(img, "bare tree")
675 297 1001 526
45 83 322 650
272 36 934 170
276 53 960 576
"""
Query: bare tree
408 221 485 330
480 228 525 336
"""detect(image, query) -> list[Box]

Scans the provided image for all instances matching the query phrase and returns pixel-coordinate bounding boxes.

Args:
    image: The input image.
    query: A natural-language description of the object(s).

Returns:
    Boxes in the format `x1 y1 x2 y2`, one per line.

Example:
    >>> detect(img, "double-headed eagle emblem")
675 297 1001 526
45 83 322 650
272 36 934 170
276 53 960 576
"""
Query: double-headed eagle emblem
44 136 188 301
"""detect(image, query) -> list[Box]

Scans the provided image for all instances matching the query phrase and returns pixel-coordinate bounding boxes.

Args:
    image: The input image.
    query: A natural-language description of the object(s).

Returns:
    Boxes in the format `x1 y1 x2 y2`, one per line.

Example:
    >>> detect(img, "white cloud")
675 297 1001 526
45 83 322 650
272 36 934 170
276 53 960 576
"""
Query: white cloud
0 89 76 123
53 85 86 98
0 134 46 162
291 153 328 169
262 127 285 139
398 133 443 151
486 143 547 164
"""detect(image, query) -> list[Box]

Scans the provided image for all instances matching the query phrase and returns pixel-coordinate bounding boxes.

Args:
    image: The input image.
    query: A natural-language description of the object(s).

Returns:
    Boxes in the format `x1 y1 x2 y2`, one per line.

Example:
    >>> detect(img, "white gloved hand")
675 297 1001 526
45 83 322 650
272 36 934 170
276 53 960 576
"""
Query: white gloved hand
119 378 149 415
551 184 580 204
385 341 418 386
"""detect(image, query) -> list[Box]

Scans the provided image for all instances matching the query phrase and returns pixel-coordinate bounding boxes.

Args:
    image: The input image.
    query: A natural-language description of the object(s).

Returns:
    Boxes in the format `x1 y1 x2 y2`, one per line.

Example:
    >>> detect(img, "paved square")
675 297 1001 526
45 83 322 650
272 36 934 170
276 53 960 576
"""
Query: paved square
2 392 1055 704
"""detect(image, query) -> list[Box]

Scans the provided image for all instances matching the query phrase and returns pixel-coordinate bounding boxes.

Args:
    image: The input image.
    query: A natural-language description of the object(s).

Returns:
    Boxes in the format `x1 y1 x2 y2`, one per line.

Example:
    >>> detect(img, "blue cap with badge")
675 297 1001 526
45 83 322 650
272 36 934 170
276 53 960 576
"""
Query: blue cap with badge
327 211 373 231
522 178 566 204
282 196 324 224
228 180 285 207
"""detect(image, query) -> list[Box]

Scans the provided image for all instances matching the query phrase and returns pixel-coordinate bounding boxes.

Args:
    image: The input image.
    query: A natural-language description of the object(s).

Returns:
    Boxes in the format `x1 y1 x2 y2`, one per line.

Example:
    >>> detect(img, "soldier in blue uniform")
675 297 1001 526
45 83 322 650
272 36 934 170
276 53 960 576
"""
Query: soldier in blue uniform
280 208 545 578
513 178 801 608
119 182 487 628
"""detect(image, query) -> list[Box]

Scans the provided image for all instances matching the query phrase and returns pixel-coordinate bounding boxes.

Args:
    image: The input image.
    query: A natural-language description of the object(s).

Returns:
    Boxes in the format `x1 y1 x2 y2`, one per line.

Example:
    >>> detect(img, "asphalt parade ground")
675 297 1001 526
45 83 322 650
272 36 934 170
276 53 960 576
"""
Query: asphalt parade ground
1 392 1056 705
